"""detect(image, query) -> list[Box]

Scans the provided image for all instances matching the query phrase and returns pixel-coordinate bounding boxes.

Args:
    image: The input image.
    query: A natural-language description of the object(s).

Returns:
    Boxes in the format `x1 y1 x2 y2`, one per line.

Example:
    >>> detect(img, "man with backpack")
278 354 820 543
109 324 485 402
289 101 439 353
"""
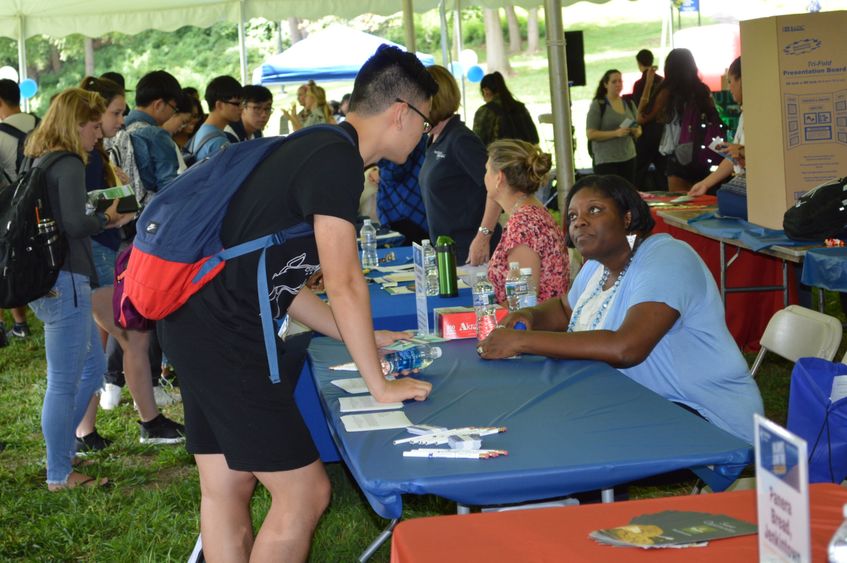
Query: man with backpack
113 70 182 206
156 45 436 560
0 78 38 344
185 75 243 163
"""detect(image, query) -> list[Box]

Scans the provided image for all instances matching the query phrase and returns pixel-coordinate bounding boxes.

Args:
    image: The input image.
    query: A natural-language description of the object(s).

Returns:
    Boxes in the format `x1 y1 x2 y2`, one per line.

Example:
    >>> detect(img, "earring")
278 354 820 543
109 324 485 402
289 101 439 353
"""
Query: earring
627 233 636 249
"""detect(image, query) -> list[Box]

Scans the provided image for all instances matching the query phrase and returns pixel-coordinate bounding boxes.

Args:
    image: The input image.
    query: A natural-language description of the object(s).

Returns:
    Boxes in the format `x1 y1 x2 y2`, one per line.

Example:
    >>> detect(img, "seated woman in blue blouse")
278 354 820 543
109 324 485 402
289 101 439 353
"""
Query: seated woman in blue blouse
477 174 763 443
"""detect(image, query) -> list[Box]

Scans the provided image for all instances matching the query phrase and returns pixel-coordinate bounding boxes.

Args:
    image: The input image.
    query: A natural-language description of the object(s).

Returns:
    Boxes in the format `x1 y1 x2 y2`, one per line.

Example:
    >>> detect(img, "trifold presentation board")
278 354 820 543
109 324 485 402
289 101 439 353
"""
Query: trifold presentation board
742 11 847 229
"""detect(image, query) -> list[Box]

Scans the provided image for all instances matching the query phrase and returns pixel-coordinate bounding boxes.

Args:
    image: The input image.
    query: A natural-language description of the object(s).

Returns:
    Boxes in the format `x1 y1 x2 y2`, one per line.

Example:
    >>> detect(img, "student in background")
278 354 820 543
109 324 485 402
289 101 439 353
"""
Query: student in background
226 85 273 142
187 75 243 161
0 78 38 345
586 69 641 184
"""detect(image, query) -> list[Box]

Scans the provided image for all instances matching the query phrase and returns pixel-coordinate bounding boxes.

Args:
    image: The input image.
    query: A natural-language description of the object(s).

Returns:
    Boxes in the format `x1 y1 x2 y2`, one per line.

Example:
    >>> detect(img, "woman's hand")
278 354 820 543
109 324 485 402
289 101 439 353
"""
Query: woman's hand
614 127 630 138
477 327 523 359
688 180 711 196
500 309 534 330
113 165 129 185
374 330 414 348
467 232 491 265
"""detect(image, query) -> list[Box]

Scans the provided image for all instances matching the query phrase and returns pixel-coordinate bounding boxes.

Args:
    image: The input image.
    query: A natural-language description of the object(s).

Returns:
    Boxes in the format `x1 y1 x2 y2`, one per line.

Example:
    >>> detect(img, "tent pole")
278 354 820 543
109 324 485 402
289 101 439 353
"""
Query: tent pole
544 0 574 217
454 0 467 123
237 0 248 84
438 1 449 67
17 15 29 112
402 0 416 53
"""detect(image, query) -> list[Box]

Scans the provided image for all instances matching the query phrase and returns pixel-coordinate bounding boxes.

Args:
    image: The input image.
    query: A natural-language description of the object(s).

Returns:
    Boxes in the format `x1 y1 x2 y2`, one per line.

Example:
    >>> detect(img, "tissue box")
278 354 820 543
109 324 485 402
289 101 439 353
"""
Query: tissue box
434 306 509 340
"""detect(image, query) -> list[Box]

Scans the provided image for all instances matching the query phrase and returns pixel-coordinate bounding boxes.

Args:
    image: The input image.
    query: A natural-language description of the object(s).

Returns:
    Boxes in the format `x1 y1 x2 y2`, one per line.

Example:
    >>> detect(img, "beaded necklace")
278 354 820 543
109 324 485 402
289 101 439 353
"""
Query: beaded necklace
567 255 633 332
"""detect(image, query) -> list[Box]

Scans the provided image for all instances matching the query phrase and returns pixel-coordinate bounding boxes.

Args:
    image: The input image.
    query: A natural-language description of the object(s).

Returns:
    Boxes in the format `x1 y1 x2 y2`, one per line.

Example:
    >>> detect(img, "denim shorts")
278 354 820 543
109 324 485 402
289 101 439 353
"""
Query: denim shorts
91 240 117 288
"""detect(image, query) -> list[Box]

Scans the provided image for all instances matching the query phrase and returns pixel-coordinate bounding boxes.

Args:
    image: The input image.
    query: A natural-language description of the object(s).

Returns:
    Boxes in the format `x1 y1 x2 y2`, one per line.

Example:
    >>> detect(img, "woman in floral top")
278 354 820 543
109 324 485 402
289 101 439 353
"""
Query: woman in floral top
485 140 568 304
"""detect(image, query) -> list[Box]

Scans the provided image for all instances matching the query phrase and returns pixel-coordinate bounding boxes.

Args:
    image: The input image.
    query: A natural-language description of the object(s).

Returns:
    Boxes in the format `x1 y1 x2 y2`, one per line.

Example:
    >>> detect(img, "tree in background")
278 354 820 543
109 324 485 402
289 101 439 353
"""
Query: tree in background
527 8 540 53
484 8 512 75
505 6 521 54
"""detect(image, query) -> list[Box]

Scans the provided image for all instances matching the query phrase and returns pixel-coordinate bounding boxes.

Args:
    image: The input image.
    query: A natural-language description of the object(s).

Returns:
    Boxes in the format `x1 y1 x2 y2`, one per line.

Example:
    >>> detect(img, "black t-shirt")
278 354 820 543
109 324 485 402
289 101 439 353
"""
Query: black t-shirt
187 122 362 350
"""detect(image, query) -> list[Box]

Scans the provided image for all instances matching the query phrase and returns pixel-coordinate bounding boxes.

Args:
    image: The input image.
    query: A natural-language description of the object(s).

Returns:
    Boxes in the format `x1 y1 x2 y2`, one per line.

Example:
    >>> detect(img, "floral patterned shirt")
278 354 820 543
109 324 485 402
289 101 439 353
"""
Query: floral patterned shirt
488 203 569 304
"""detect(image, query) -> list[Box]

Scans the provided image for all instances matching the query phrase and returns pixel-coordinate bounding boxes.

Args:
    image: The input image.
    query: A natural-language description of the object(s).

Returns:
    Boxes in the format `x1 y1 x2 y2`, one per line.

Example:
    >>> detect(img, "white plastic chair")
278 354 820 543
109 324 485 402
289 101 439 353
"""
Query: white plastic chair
749 305 843 378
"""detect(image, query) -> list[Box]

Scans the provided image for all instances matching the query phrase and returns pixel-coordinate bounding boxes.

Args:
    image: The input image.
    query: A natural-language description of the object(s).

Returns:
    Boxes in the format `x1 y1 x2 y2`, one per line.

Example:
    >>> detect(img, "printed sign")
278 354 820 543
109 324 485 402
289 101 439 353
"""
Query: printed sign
754 414 811 563
412 242 429 335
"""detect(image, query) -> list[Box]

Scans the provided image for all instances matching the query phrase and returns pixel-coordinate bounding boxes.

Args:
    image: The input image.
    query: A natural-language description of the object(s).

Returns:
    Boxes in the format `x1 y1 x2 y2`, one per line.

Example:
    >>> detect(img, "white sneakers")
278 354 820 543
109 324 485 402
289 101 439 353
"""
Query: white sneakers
99 383 123 410
101 380 181 410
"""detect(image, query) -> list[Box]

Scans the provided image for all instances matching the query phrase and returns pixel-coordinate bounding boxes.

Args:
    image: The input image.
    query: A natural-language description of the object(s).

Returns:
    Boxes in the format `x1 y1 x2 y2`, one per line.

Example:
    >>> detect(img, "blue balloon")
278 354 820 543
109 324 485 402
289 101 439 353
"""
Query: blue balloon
448 61 463 78
19 78 37 99
467 65 484 83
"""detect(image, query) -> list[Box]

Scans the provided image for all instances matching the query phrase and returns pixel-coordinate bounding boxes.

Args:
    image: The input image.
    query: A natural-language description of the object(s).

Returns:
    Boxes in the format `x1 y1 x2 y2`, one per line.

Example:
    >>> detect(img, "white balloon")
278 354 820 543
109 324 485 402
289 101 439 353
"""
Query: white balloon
0 66 19 82
458 49 478 69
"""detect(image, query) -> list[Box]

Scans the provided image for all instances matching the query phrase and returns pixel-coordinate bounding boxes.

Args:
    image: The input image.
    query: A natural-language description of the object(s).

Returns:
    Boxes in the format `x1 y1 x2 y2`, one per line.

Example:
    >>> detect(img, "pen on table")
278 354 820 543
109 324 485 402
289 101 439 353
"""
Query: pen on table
402 449 508 459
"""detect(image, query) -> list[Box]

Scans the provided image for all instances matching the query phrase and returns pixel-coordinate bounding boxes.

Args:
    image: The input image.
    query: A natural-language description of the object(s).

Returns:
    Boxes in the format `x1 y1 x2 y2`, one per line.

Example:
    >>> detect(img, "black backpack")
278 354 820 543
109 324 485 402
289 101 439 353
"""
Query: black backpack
0 152 77 307
783 176 847 241
0 115 41 182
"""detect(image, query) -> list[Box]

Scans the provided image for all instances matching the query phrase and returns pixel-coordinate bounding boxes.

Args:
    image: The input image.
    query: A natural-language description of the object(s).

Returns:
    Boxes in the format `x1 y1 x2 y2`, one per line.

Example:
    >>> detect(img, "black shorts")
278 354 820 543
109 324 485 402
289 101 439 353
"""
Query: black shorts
665 153 710 184
158 301 318 472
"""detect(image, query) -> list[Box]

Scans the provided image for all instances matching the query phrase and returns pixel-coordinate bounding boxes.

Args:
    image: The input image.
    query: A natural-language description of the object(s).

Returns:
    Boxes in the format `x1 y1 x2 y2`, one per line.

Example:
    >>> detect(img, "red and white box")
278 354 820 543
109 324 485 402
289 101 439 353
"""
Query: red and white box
434 306 509 340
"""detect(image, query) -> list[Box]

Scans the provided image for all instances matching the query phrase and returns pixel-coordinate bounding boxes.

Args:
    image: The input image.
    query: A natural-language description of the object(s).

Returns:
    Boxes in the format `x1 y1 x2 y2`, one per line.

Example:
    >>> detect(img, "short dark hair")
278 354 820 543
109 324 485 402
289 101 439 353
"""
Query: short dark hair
728 56 741 79
636 49 654 67
135 70 182 107
205 75 243 110
0 79 20 106
174 91 194 114
564 174 655 248
349 45 438 116
242 84 272 105
100 71 126 90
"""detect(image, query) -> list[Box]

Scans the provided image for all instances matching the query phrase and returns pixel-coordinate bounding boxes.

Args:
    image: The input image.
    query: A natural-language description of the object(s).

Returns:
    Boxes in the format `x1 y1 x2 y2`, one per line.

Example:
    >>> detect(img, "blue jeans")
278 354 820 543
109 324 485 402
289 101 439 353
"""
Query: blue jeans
91 240 117 289
29 271 105 484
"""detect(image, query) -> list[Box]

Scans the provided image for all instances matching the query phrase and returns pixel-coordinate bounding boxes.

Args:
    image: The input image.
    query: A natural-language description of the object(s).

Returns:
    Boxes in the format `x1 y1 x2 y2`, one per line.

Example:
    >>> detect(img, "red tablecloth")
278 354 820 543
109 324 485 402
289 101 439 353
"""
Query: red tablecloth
648 195 798 351
391 483 847 563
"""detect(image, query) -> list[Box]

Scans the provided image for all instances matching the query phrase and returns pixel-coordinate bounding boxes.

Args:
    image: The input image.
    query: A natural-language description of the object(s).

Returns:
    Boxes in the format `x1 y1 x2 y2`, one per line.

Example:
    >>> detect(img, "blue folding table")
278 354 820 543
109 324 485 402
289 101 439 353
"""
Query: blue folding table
307 337 753 558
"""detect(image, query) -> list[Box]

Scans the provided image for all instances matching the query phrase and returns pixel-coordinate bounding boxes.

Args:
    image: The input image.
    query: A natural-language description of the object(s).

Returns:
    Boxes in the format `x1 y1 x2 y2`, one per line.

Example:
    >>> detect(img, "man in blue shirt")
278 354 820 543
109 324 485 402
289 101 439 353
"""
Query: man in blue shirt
188 75 243 161
376 134 429 245
123 70 183 201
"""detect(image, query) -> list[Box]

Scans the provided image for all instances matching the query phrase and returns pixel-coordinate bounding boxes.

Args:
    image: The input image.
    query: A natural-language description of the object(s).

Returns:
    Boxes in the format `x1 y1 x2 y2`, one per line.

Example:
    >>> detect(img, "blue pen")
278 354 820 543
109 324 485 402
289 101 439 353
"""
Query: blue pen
514 322 527 330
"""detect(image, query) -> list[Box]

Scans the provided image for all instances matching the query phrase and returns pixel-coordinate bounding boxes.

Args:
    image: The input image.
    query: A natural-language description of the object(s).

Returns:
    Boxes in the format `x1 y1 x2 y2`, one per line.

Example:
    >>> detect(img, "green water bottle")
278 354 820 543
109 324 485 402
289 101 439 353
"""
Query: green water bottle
435 235 458 297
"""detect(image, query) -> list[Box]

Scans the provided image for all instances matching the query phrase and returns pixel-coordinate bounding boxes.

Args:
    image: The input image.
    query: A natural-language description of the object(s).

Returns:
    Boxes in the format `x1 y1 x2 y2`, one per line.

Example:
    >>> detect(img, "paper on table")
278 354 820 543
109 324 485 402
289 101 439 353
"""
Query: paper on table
831 375 847 402
373 263 416 273
383 272 417 283
385 286 414 295
331 378 370 394
341 411 413 432
340 395 403 413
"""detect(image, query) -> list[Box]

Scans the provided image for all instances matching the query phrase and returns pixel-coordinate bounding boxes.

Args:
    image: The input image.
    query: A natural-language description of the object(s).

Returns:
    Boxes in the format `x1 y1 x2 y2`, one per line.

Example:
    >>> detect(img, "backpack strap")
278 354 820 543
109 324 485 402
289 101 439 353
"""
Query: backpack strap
187 127 227 159
0 122 28 174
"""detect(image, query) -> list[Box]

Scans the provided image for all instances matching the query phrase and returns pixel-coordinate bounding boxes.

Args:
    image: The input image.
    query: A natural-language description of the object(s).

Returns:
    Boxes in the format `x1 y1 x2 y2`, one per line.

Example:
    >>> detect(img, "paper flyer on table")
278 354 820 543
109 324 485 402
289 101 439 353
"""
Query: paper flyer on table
330 378 370 394
590 510 757 549
341 411 412 432
339 396 403 413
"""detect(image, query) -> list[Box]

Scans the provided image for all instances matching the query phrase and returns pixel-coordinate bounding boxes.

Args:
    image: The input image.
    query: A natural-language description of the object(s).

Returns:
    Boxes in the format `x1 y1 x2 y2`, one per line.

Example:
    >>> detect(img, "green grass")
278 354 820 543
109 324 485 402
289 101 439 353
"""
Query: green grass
2 288 843 561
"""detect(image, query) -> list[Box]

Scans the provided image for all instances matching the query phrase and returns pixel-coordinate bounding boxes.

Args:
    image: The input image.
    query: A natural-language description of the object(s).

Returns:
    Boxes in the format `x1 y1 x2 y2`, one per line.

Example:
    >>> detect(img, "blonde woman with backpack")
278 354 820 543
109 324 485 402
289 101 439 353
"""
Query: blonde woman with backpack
25 88 134 490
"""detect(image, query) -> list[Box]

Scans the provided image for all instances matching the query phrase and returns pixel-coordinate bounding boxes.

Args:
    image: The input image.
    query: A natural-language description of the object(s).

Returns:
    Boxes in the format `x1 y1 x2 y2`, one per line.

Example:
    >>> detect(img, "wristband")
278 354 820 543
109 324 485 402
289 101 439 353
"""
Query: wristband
478 226 493 236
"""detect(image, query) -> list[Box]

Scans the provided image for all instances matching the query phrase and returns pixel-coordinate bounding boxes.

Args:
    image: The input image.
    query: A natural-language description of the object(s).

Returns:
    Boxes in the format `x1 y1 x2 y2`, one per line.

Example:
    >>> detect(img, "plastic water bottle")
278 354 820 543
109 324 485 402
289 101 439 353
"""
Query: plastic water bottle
421 239 439 297
519 267 537 308
381 345 443 374
829 504 847 562
504 261 526 312
472 273 498 341
360 219 378 268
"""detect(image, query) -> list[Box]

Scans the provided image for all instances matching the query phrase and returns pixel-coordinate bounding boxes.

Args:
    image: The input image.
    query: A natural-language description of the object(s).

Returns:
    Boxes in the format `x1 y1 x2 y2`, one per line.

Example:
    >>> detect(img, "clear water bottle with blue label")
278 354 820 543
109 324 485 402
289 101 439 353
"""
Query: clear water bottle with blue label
421 239 439 296
381 345 443 374
519 267 537 308
829 504 847 562
360 219 378 268
473 273 498 341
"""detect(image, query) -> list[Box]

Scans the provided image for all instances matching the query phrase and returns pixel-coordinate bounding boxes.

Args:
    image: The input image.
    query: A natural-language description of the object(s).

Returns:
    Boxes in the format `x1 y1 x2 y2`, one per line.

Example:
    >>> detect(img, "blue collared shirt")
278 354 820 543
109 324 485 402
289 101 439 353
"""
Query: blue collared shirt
125 109 179 193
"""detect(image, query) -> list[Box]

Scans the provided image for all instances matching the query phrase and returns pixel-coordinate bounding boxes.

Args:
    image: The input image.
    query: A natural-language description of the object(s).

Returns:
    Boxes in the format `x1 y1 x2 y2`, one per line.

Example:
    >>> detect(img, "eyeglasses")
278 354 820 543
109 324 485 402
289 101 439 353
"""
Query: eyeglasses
221 99 243 107
246 104 274 115
395 98 432 133
166 101 179 114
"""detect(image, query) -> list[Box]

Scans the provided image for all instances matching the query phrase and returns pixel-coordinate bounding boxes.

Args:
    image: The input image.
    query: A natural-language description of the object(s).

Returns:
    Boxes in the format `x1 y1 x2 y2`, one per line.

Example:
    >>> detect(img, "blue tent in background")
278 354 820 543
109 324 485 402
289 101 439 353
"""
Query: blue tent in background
254 24 436 85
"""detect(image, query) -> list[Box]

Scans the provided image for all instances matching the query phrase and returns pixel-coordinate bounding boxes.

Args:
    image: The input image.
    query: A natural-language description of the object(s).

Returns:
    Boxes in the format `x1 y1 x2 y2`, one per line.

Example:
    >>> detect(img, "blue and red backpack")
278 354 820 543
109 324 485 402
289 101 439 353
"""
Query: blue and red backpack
119 124 354 383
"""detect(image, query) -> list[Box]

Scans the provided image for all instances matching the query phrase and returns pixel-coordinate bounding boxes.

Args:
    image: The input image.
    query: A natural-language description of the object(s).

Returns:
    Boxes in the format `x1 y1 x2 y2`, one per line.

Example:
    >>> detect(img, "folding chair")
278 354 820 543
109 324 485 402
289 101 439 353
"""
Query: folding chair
749 305 843 378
